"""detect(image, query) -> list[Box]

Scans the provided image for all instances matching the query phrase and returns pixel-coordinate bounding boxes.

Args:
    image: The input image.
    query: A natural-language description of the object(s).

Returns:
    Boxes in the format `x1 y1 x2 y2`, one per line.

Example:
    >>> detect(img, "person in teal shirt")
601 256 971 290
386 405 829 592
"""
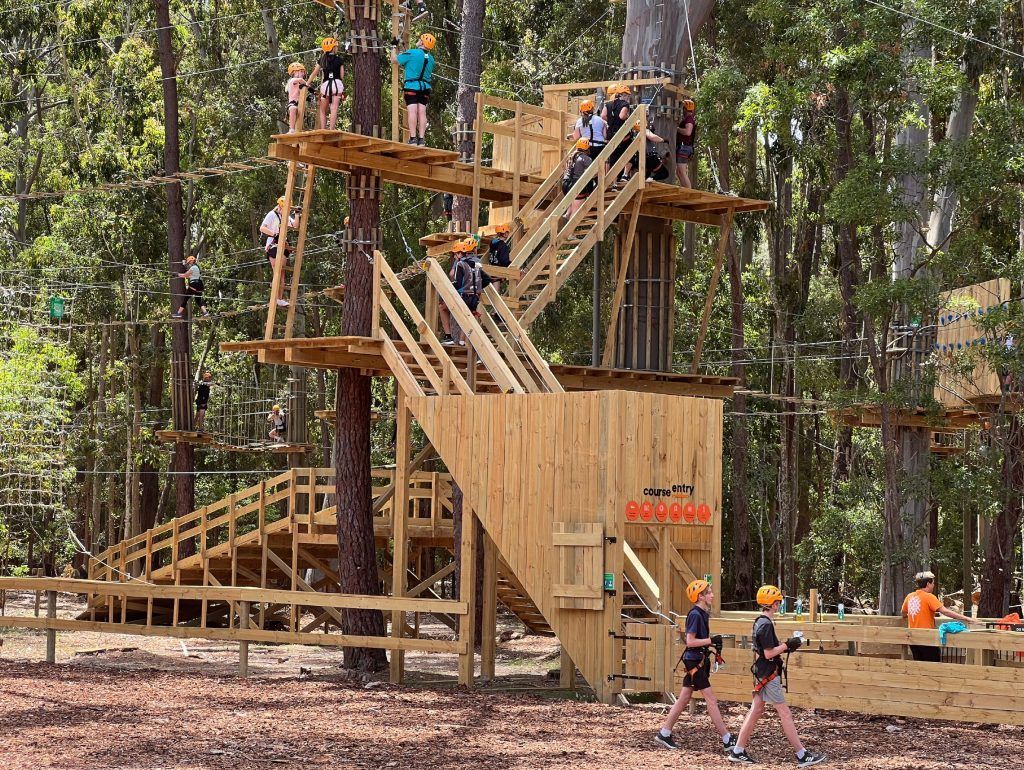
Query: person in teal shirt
391 33 436 146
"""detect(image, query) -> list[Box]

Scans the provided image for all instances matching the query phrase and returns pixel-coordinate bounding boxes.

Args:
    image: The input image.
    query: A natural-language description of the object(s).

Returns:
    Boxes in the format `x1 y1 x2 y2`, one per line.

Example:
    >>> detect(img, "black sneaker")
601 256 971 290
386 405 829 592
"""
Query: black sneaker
723 735 738 752
441 335 455 346
796 750 825 767
729 749 756 764
653 732 679 750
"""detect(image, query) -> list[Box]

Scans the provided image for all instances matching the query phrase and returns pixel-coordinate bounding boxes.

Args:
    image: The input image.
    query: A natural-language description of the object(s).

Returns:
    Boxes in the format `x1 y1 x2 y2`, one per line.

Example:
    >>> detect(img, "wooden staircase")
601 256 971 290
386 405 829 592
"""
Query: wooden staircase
504 105 649 326
496 561 553 636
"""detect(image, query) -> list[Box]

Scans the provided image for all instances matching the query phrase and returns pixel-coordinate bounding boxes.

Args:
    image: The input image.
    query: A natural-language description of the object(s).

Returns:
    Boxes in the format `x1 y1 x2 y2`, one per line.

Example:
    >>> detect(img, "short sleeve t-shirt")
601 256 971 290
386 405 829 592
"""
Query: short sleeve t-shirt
575 114 607 144
185 264 201 282
677 114 696 148
396 48 434 91
488 239 511 267
752 615 781 679
682 606 710 662
902 589 942 629
195 382 211 407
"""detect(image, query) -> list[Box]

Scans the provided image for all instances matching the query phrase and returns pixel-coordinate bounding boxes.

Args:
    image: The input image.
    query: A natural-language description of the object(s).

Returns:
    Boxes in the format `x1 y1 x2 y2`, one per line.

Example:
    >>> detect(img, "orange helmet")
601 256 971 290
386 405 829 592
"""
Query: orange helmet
608 83 628 95
287 62 306 76
683 98 696 111
575 137 590 151
756 585 784 608
494 223 511 236
277 195 286 207
321 37 338 52
419 33 436 50
579 99 595 114
686 579 711 604
459 237 478 252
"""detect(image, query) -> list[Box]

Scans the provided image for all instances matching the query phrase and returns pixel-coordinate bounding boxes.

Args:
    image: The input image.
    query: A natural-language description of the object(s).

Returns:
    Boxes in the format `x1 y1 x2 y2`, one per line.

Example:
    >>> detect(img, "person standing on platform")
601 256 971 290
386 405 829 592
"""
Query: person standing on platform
655 579 736 754
487 223 512 268
285 62 310 133
901 571 976 662
267 404 287 442
172 255 208 318
625 118 667 181
676 98 697 187
439 238 471 345
194 371 212 431
571 100 607 160
261 196 300 307
728 585 825 766
317 37 345 130
391 33 436 146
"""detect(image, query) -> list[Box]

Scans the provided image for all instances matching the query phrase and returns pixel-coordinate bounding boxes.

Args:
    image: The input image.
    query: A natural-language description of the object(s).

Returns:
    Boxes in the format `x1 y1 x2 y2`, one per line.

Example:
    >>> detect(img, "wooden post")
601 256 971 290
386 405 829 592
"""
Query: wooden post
690 209 734 373
481 533 497 681
512 102 522 215
45 590 56 663
559 645 576 689
809 588 819 622
390 391 412 683
458 509 479 686
371 250 382 338
239 600 250 678
471 91 484 232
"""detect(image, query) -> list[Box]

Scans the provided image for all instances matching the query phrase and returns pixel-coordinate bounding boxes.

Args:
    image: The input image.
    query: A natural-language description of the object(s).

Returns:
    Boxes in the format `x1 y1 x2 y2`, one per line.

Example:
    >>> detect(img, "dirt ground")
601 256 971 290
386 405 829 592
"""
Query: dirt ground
1 593 1021 770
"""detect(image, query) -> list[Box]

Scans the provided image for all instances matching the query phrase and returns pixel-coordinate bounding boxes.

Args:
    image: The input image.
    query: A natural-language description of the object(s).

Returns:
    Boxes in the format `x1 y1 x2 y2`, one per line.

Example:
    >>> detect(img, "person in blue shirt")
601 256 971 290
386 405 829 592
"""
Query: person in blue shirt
391 33 436 146
655 579 736 754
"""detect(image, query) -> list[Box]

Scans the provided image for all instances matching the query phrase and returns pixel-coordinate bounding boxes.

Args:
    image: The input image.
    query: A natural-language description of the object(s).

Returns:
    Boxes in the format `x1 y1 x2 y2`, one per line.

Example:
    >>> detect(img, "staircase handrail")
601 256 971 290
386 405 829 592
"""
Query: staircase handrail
509 104 648 271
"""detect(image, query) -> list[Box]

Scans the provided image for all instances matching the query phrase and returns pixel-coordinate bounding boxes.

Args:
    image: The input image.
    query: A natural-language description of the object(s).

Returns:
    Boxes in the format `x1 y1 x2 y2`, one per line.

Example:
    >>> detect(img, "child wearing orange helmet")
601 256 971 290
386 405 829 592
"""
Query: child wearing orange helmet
317 37 346 130
728 586 825 766
570 99 607 160
391 33 436 145
285 62 310 133
655 579 736 754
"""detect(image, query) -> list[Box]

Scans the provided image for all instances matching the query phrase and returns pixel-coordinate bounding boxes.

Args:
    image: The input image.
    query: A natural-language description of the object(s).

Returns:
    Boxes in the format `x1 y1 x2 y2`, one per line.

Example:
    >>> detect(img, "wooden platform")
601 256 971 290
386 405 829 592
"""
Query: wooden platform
155 430 311 454
221 336 736 399
418 231 473 257
269 130 767 225
833 405 985 431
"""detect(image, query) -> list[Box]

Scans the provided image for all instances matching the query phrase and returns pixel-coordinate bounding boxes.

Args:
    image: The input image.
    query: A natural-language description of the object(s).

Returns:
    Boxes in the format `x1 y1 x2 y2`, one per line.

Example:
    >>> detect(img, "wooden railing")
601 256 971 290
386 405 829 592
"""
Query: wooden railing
88 467 453 585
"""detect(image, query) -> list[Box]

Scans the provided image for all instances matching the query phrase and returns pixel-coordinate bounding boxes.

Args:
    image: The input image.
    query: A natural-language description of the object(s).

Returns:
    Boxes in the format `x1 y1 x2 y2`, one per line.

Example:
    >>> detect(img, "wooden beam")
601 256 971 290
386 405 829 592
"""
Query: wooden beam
690 208 734 373
601 197 643 367
390 392 412 683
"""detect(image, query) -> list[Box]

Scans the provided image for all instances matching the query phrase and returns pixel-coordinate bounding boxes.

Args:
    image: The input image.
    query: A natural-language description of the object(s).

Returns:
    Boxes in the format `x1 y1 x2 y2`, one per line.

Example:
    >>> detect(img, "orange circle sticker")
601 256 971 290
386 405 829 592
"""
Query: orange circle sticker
683 502 696 523
640 502 654 521
697 503 711 523
625 500 640 521
655 502 668 522
669 502 682 523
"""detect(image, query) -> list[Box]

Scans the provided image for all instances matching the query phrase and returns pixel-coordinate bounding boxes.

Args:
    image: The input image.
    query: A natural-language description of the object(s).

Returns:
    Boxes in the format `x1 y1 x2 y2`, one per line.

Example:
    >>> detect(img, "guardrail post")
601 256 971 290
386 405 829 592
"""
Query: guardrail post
45 590 57 663
239 600 250 678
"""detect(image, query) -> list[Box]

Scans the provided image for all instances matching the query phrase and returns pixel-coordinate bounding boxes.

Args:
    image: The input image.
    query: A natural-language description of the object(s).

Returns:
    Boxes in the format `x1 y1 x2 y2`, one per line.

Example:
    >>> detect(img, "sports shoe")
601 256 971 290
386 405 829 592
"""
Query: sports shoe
729 749 756 764
723 735 738 752
796 750 825 767
408 137 419 145
171 311 184 319
276 299 289 307
441 335 455 346
653 732 679 750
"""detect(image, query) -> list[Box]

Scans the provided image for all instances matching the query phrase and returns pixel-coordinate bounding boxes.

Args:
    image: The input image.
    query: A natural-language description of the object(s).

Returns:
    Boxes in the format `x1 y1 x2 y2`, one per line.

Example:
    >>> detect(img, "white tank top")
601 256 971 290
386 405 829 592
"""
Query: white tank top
575 114 607 144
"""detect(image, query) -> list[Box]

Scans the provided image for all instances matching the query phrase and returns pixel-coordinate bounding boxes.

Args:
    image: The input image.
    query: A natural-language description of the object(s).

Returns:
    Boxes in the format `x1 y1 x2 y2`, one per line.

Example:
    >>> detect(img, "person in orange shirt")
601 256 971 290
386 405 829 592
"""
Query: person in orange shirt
901 571 975 662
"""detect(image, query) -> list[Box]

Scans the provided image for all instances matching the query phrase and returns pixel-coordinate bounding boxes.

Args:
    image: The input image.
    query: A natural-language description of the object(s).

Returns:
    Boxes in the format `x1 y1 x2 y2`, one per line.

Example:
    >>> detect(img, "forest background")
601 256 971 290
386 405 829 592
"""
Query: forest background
2 0 1023 621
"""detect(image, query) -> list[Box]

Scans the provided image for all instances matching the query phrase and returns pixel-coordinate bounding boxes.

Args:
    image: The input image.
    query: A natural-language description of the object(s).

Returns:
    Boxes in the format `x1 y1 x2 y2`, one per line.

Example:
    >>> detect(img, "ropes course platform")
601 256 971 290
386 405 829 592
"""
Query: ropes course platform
220 336 737 399
833 405 985 431
155 430 312 454
269 130 767 224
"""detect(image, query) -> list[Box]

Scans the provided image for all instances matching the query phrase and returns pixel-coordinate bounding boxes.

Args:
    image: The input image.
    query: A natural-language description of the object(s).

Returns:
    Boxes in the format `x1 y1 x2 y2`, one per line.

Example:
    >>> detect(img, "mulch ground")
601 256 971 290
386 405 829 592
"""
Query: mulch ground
1 657 1020 770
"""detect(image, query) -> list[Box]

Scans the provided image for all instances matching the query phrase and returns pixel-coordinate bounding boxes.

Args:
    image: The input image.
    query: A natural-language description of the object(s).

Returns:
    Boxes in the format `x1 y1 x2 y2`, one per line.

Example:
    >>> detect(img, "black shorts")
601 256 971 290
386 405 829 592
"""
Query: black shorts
608 141 631 167
910 644 942 663
267 245 291 262
461 293 480 313
187 279 204 293
588 143 606 161
676 144 694 162
404 89 430 105
681 656 711 690
195 402 209 411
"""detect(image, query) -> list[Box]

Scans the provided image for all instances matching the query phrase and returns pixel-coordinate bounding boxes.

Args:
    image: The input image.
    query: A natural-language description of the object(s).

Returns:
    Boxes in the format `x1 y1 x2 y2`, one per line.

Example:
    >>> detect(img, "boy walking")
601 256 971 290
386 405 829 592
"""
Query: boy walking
655 579 735 754
901 571 976 661
729 585 825 766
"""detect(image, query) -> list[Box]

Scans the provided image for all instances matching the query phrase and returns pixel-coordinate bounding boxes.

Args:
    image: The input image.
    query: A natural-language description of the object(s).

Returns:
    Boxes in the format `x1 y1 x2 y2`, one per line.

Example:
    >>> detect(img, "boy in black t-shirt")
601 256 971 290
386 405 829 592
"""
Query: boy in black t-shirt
728 585 825 767
655 579 735 753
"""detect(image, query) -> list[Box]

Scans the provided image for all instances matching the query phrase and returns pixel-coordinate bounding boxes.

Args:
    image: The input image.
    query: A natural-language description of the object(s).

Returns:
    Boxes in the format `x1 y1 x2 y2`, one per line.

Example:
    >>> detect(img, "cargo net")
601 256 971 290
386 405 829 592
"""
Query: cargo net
0 285 80 564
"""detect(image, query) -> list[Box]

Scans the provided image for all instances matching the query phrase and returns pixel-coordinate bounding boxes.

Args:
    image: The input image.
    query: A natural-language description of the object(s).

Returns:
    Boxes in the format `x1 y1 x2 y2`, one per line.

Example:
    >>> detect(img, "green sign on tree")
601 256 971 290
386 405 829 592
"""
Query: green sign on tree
49 296 66 321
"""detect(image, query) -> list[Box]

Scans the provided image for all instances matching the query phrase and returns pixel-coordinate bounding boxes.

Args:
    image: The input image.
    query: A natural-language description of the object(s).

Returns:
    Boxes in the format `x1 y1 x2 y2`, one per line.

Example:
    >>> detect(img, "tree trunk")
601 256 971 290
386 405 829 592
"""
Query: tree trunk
154 0 196 524
722 125 752 603
979 414 1024 617
450 0 486 232
334 0 388 672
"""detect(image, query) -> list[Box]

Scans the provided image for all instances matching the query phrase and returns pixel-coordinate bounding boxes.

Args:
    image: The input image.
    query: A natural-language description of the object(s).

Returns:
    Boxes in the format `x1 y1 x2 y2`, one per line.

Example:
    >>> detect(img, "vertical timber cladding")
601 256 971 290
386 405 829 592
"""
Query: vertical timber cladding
408 390 723 699
614 216 677 371
934 278 1011 407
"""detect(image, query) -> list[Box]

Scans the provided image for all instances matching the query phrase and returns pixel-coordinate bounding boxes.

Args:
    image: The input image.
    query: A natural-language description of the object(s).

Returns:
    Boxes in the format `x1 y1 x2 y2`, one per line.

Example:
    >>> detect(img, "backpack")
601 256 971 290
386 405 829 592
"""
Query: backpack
561 162 574 194
458 257 483 297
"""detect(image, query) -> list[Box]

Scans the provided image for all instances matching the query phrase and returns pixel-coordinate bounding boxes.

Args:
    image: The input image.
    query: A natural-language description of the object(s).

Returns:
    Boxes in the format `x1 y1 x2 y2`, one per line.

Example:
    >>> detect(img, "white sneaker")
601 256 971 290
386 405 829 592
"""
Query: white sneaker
276 299 289 307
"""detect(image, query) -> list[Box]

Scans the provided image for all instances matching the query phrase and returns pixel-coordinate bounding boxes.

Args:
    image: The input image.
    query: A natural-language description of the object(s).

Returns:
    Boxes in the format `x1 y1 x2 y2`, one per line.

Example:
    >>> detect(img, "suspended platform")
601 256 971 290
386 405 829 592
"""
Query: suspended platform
833 405 985 431
155 430 312 454
269 130 767 225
